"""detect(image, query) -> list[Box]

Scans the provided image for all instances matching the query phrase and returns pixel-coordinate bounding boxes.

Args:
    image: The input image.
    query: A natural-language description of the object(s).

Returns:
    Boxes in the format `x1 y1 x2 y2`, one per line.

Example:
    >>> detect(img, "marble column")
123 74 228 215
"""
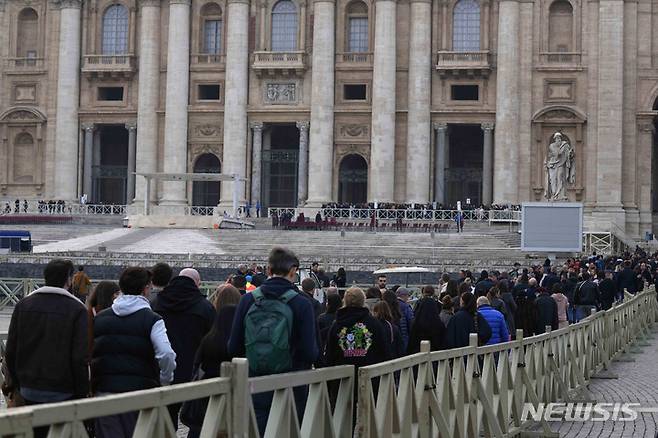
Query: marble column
493 0 520 204
370 0 397 202
637 122 654 234
296 121 310 205
306 0 335 206
126 123 137 203
250 122 264 204
82 124 94 198
54 0 82 200
135 0 161 203
481 123 494 207
406 0 432 203
221 0 250 204
433 123 447 205
161 0 190 205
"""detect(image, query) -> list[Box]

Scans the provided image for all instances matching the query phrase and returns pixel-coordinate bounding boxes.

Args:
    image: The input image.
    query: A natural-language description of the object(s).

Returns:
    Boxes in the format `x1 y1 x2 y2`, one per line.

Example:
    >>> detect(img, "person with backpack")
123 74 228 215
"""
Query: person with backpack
228 247 319 435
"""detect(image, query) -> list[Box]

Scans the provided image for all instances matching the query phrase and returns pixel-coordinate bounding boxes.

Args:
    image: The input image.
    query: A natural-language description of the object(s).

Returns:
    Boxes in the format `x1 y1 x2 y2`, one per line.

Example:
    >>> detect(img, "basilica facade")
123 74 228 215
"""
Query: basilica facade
0 0 657 235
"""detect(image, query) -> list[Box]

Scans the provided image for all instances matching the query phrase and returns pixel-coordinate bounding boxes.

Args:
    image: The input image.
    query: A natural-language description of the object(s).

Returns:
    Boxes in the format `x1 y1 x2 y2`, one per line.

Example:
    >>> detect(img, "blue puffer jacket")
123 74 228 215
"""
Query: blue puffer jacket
397 299 414 350
477 305 509 345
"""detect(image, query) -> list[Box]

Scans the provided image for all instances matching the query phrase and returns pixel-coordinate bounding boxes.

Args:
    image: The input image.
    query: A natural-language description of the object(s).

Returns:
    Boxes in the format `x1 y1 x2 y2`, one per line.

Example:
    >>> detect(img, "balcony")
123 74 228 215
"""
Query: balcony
81 54 137 79
252 51 306 76
335 52 373 70
191 53 226 71
537 52 583 70
4 57 46 74
435 51 492 78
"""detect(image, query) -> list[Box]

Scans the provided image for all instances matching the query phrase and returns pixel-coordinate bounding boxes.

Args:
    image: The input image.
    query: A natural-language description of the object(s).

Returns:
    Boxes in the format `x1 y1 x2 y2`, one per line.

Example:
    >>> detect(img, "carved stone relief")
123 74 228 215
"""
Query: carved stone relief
264 83 298 104
188 143 223 168
194 124 222 137
544 80 575 104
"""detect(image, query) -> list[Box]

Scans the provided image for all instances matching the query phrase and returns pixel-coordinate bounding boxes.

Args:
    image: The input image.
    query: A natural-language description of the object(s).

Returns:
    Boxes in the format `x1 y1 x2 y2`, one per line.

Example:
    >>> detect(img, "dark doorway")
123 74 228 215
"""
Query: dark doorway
446 124 483 207
262 124 299 208
94 125 128 204
192 153 221 206
338 154 368 204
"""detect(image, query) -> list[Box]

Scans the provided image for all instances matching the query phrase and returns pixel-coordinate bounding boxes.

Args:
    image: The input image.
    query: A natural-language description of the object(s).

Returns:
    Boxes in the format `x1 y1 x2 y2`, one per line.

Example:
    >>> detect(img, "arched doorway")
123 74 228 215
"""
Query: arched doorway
192 153 221 206
338 154 368 204
94 125 128 204
262 124 299 208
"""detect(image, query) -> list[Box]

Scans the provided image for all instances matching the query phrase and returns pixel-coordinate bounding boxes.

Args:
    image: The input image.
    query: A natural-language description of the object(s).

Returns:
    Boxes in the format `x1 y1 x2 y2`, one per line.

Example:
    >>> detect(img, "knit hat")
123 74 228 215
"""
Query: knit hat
396 287 410 297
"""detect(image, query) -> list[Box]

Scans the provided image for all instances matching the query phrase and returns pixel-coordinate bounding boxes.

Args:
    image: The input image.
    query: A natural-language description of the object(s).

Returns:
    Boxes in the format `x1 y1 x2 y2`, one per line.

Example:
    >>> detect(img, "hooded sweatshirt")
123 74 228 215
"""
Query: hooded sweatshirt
92 294 176 392
228 276 319 374
152 276 215 383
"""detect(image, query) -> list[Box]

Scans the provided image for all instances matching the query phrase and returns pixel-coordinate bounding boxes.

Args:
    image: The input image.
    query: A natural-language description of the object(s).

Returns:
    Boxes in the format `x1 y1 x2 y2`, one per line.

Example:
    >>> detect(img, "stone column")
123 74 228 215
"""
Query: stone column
595 0 624 210
54 0 82 200
406 0 432 203
82 124 94 199
306 0 335 206
493 0 520 204
370 0 397 202
296 121 310 205
221 0 250 204
135 0 161 203
433 123 447 205
126 123 137 203
250 122 264 204
481 123 494 207
161 0 190 205
637 122 654 234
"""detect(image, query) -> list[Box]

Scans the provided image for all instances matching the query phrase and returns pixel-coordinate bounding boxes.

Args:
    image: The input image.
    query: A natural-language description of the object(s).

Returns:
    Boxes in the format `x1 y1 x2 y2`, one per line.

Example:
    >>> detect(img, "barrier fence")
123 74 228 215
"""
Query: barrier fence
0 289 655 437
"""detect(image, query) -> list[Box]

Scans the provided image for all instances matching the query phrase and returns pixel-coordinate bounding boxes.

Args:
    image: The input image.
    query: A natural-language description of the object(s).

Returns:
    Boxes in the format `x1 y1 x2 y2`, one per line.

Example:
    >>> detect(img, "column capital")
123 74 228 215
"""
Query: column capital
81 123 95 132
296 120 310 131
227 0 250 5
125 122 138 132
169 0 190 5
433 122 448 131
250 121 264 131
54 0 82 9
139 0 162 7
481 122 495 131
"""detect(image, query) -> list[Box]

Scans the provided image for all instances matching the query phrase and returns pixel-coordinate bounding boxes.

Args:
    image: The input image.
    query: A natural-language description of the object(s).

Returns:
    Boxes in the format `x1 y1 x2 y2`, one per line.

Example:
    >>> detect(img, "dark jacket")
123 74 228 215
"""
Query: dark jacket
379 319 405 359
318 311 337 349
500 292 517 333
574 280 599 307
152 276 215 383
228 277 319 373
477 305 509 345
475 279 495 297
541 273 560 292
514 294 539 337
408 297 446 353
444 309 492 349
617 268 637 294
324 306 389 369
5 287 89 399
195 305 237 378
397 299 414 350
598 278 616 310
534 293 559 334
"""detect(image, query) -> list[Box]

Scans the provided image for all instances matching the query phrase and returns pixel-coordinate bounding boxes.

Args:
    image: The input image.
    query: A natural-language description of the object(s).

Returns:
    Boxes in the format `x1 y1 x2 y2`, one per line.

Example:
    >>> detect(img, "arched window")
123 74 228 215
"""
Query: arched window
271 0 298 52
338 154 368 204
13 133 35 183
17 8 39 58
102 4 129 55
201 3 223 54
192 154 221 206
346 1 368 53
453 0 480 52
548 0 573 52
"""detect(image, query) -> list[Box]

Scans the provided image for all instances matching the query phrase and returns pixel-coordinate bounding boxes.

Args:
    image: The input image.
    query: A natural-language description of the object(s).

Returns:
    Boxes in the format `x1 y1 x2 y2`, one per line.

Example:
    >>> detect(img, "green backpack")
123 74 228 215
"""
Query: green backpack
244 288 297 375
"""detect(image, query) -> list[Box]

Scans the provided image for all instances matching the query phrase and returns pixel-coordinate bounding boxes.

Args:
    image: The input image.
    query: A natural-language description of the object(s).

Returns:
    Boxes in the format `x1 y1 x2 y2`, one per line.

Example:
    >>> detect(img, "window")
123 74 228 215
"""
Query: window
548 0 574 52
201 3 223 54
271 0 298 52
102 4 129 55
17 8 39 58
451 85 479 100
344 84 367 100
198 84 220 100
453 0 480 52
98 86 124 101
346 1 368 52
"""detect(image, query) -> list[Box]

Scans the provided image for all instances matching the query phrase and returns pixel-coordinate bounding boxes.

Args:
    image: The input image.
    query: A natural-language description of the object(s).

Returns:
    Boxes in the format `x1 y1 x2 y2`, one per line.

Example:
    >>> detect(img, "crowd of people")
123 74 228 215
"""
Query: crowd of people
2 199 70 215
2 245 656 437
320 202 522 211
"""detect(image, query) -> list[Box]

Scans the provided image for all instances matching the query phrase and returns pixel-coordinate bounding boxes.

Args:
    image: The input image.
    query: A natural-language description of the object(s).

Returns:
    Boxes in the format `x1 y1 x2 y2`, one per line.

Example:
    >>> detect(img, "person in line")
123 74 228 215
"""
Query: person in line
395 287 414 350
365 287 382 313
445 292 492 348
475 270 495 297
551 283 569 329
182 284 241 438
228 247 318 435
535 287 559 334
574 272 600 321
498 281 517 335
300 278 324 319
373 301 404 359
377 274 388 293
92 267 176 438
439 295 454 327
598 270 617 311
407 286 446 353
5 259 89 438
148 262 173 304
476 296 510 345
151 268 216 430
71 266 92 303
87 281 121 360
333 267 347 288
318 292 342 349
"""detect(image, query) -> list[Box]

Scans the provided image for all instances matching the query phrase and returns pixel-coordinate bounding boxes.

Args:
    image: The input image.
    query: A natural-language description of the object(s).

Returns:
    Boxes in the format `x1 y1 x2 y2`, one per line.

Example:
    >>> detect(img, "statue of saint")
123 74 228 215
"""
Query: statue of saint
544 132 575 200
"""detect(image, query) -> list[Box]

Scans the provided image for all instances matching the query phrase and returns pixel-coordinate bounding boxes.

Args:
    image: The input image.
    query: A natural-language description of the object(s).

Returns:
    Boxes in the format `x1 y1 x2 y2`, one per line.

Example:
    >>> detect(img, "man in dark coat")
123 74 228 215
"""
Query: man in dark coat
574 272 600 321
617 261 637 295
598 271 617 310
534 288 559 334
151 268 215 430
475 270 495 297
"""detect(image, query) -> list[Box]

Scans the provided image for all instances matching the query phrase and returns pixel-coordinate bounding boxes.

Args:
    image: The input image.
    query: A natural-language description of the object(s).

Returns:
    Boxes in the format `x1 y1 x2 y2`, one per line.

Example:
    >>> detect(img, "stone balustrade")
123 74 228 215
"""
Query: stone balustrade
252 51 306 75
81 54 137 78
435 50 492 77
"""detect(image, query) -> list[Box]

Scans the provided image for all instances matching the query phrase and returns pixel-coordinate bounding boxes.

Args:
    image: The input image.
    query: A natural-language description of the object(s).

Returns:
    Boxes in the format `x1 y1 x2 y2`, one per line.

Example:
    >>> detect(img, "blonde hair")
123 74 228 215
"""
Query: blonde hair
213 283 241 311
476 296 490 307
343 287 366 308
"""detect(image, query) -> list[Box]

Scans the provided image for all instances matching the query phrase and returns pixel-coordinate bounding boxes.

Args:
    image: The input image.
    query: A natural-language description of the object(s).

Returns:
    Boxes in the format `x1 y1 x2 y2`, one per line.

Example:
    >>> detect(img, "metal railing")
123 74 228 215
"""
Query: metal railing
356 288 658 437
0 202 127 216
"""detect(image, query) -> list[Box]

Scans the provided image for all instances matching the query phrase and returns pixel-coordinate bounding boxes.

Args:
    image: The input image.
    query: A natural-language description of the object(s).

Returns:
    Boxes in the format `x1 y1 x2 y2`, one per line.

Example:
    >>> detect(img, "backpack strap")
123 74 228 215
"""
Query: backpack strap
251 287 264 302
279 289 298 303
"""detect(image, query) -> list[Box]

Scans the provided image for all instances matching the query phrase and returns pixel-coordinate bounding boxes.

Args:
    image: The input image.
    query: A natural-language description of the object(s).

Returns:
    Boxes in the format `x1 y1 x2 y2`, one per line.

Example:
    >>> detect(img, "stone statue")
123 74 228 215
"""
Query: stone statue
544 132 575 200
